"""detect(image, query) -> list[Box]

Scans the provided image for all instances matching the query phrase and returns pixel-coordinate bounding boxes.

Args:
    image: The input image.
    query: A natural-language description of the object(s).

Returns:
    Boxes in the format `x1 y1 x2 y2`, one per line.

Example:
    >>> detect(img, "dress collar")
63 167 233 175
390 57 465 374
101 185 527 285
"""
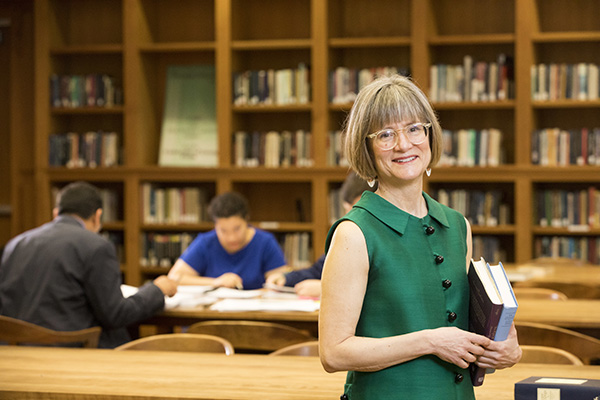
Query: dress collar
352 191 450 235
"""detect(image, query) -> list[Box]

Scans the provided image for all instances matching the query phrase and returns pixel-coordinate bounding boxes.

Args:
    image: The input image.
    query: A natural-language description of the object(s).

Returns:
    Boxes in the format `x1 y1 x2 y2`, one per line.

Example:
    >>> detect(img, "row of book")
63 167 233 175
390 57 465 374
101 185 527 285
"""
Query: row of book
535 235 600 265
232 130 314 168
279 232 312 270
472 236 507 265
48 131 120 168
326 130 349 167
429 54 514 103
531 127 600 166
53 185 121 223
531 63 600 101
432 189 511 227
328 66 409 104
50 74 122 109
141 184 209 225
232 63 310 106
140 232 197 268
535 187 600 228
438 128 504 167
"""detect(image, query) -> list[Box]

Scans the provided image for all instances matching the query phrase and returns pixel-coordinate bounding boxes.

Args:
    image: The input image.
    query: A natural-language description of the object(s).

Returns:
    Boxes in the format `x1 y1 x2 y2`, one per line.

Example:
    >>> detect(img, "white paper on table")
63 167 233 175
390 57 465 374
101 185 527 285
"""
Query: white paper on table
210 298 320 312
208 287 263 299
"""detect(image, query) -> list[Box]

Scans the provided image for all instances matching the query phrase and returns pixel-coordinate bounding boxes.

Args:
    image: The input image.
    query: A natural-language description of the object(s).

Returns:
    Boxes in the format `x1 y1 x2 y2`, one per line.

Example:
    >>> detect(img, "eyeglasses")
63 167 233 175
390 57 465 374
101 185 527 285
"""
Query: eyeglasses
367 122 431 150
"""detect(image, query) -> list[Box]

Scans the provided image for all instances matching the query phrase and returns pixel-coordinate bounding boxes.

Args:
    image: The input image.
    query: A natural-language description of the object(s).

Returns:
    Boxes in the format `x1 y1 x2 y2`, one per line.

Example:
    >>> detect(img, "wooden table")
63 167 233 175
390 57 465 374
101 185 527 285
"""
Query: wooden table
506 264 600 287
2 346 600 400
145 298 600 338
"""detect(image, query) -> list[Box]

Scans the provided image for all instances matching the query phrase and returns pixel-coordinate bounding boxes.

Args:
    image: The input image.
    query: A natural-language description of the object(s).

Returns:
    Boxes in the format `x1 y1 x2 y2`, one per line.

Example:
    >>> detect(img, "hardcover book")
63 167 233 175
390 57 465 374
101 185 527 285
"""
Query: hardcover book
468 257 518 386
158 65 217 167
515 377 600 400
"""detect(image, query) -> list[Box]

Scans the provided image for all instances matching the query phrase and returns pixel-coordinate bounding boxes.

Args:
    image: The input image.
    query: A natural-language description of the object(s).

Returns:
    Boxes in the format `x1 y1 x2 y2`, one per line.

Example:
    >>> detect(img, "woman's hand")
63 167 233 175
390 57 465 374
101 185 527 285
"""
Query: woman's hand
429 327 491 369
474 323 522 369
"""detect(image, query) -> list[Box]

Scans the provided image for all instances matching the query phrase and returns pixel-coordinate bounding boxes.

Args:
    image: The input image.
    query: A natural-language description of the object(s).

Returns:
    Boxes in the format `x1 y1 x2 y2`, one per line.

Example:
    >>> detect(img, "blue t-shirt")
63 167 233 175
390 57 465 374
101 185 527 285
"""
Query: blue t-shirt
180 228 286 290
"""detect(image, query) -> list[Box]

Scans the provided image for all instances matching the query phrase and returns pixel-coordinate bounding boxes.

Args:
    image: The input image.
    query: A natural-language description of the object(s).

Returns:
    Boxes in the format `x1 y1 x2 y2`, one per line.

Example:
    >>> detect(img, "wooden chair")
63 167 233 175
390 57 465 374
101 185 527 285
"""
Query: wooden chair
513 287 568 301
114 333 234 355
187 320 316 353
0 315 101 348
515 321 600 365
269 340 319 356
520 345 584 365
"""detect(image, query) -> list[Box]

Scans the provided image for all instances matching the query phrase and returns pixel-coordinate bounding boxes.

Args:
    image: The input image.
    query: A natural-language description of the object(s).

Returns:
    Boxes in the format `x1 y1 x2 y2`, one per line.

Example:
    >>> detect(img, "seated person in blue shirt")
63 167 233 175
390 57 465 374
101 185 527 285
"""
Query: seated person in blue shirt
265 172 375 297
168 191 288 290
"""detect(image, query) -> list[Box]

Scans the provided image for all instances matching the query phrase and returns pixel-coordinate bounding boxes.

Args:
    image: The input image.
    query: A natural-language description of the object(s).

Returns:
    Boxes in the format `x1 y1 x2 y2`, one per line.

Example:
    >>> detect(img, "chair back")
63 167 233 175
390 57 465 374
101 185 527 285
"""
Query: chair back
515 321 600 364
513 287 568 301
0 315 101 348
187 320 316 353
520 345 584 365
269 340 319 356
114 333 234 354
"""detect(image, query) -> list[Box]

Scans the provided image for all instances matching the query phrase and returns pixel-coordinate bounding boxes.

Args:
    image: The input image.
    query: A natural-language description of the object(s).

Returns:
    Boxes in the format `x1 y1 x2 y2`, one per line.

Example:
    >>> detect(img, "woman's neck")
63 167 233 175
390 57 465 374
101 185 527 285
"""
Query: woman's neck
375 180 427 218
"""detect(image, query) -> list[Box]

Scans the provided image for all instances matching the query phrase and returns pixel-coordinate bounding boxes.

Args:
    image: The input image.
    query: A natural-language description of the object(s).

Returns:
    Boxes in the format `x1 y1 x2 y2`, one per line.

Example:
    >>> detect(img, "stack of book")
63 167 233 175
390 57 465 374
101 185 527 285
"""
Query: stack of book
468 257 518 386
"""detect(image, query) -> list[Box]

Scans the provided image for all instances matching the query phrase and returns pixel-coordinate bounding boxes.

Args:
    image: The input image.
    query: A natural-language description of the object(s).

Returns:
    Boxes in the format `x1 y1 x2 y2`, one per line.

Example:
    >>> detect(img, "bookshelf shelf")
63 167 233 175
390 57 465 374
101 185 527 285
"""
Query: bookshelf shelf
532 32 600 43
231 39 312 50
532 100 600 109
329 37 412 47
428 34 515 45
50 107 125 115
232 105 313 113
432 101 516 110
28 0 600 285
138 43 217 53
50 45 124 55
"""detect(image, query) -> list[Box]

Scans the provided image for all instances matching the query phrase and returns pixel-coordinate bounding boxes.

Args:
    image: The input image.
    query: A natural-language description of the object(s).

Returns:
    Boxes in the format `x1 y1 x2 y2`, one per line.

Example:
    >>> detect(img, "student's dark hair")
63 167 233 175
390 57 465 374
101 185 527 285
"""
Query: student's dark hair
340 171 376 204
207 191 249 221
56 181 102 219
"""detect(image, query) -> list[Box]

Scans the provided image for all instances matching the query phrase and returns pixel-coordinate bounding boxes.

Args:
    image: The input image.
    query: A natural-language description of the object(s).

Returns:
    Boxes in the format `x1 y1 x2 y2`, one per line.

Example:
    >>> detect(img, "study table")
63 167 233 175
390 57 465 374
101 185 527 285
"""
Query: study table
144 298 600 338
2 346 600 400
506 264 600 288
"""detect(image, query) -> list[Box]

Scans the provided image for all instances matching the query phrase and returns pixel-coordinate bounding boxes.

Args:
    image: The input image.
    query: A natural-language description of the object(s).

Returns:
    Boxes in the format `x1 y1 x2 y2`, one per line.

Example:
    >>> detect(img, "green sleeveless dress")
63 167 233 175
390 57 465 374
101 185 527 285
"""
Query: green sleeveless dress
325 191 475 400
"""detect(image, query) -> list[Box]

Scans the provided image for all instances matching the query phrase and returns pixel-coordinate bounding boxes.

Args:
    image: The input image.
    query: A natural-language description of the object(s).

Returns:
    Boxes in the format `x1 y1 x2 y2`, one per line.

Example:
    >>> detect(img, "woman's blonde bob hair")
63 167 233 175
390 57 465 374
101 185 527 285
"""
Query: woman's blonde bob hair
343 74 442 181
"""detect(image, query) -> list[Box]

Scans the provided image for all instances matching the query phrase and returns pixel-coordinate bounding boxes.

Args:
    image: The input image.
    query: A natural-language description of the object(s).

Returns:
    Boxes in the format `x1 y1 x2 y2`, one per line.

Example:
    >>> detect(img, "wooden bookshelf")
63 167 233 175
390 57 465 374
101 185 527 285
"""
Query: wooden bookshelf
29 0 600 284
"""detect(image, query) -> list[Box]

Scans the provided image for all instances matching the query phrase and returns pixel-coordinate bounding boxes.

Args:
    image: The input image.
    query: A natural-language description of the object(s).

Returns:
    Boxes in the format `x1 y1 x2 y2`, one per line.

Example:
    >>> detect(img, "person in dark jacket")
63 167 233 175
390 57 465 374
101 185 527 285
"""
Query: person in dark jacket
0 181 178 348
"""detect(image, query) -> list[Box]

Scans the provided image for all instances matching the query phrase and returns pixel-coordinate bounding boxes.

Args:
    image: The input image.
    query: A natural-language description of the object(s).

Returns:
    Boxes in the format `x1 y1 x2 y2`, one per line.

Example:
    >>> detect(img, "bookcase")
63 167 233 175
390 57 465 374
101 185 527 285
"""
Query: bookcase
30 0 600 285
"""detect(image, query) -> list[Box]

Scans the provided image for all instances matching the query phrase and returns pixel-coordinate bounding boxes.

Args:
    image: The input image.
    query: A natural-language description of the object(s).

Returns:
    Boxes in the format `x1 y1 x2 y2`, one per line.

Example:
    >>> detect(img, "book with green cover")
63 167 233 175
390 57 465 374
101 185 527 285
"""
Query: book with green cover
158 65 217 167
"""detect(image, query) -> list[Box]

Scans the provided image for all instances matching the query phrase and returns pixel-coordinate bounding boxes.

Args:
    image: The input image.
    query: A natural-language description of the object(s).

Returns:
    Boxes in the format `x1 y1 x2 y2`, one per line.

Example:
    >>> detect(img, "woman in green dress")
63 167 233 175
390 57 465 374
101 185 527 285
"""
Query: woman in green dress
319 75 522 399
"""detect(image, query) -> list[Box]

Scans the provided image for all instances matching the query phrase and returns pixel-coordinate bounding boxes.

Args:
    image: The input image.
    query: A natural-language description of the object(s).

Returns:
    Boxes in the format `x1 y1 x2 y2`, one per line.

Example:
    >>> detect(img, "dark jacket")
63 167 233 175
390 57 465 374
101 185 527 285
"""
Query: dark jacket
0 215 164 348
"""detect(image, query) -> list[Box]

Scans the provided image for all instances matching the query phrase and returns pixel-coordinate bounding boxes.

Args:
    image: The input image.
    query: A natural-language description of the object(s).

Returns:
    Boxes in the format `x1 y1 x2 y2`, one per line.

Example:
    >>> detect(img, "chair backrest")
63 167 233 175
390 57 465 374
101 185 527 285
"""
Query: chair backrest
269 340 319 356
114 333 234 354
515 321 600 365
520 345 584 365
0 315 101 348
513 287 568 301
187 320 316 353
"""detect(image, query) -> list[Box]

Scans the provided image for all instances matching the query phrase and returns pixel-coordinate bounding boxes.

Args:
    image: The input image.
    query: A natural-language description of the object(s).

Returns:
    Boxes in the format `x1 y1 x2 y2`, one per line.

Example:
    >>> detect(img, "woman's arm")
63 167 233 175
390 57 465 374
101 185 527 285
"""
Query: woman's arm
319 220 490 373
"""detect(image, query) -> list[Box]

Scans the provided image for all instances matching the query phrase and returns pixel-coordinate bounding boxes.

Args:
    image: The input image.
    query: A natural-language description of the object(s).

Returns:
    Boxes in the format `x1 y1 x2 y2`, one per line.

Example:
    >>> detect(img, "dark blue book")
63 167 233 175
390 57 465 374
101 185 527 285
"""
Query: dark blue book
515 377 600 400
